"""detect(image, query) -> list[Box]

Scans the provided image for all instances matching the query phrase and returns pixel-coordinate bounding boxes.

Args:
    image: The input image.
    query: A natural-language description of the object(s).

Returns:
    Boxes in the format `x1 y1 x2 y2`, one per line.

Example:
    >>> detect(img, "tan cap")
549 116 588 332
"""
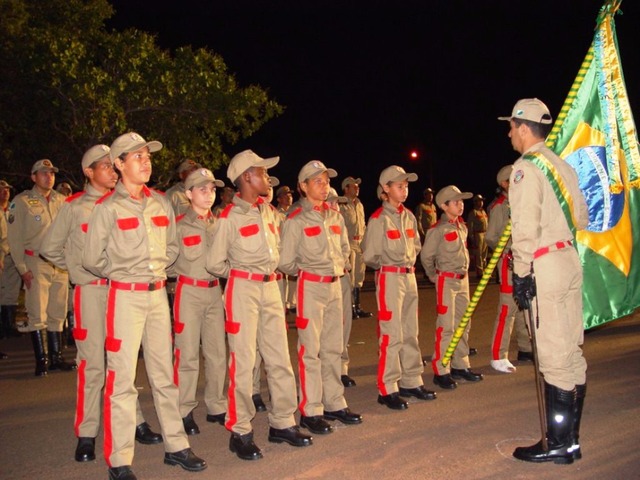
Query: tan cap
110 132 162 161
473 194 484 201
269 176 280 187
498 98 552 124
82 144 111 170
298 160 337 184
276 185 292 197
185 168 224 190
496 164 513 184
56 182 72 194
31 159 59 174
227 149 279 184
341 176 361 190
327 187 347 204
379 165 418 186
435 185 473 207
177 159 201 174
0 180 13 189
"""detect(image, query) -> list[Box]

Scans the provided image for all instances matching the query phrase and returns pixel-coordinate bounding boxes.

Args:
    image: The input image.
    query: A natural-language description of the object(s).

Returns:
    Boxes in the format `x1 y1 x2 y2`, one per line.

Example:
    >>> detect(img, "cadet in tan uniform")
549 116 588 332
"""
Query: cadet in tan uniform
362 166 435 410
414 187 437 241
275 185 296 312
0 199 9 358
212 186 235 218
421 185 483 390
499 98 588 464
41 144 162 463
0 180 21 342
165 159 201 217
280 161 363 435
82 132 206 480
467 194 489 277
486 164 532 374
170 168 227 435
206 149 311 461
7 159 75 376
340 176 372 319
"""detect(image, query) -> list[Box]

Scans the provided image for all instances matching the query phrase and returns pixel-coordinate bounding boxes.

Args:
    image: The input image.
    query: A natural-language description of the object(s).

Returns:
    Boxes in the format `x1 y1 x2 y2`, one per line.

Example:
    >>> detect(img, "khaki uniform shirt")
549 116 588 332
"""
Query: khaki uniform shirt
206 195 280 278
40 184 107 285
170 208 216 280
0 211 7 264
339 197 366 247
467 208 488 236
362 202 421 270
82 181 177 282
279 198 350 277
420 214 469 281
509 142 588 277
7 187 66 275
414 201 438 238
485 193 511 251
165 182 191 217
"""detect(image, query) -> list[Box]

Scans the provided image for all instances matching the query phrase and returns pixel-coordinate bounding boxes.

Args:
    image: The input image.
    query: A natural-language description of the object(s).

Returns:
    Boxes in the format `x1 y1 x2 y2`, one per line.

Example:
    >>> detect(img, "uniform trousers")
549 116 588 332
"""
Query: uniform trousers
24 254 68 332
173 278 226 418
296 272 347 416
531 247 587 390
472 232 488 273
490 254 530 360
0 254 21 305
224 274 297 435
431 274 471 376
340 274 353 376
375 269 423 395
104 286 188 467
73 283 148 438
348 243 366 289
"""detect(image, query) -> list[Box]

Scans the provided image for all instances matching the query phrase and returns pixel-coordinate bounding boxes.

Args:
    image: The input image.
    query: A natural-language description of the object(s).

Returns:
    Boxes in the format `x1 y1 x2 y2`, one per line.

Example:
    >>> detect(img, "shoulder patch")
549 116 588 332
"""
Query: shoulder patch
287 207 303 219
513 169 525 184
66 191 86 203
95 190 115 205
176 213 186 223
218 203 234 219
370 206 384 219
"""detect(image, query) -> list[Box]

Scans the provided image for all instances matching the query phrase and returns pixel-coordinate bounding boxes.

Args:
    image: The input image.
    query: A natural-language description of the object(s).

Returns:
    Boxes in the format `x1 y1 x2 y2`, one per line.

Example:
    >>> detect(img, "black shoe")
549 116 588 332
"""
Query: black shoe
252 394 267 412
229 432 263 460
324 408 363 424
75 437 95 462
340 374 356 387
469 347 478 356
164 448 207 471
399 386 437 401
450 368 484 382
206 412 226 425
433 374 458 390
182 411 200 435
354 307 373 318
518 350 534 362
300 415 334 434
108 466 137 480
268 426 313 447
135 422 162 445
377 392 409 410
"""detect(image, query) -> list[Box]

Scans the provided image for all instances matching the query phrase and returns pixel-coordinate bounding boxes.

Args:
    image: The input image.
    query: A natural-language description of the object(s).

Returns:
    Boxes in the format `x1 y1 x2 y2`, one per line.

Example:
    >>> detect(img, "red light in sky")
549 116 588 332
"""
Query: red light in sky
410 150 419 160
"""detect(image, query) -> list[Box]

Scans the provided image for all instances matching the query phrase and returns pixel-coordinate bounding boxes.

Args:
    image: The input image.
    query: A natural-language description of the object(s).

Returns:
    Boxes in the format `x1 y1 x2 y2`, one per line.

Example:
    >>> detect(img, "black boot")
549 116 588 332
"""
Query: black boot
65 310 76 348
47 331 77 371
513 382 576 464
353 288 373 318
30 330 49 376
570 383 586 460
2 305 19 337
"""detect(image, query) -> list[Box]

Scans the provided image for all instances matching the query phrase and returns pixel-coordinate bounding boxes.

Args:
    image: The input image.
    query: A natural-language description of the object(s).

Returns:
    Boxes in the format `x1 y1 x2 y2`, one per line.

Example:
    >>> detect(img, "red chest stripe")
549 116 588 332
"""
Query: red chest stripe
182 235 201 246
117 217 139 230
151 215 169 227
304 226 322 236
239 223 259 237
386 229 401 240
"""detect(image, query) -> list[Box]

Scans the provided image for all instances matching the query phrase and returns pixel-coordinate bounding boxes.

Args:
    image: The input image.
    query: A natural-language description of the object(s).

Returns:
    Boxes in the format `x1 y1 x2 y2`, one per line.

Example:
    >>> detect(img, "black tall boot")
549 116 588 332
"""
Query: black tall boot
570 383 586 460
47 331 77 371
65 310 76 348
352 288 372 318
513 382 576 464
31 330 49 376
2 305 20 337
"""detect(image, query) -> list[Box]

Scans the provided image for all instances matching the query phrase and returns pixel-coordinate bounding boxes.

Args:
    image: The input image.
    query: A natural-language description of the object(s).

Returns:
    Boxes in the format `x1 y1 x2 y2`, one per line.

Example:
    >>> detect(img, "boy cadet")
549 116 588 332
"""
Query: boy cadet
499 98 588 463
414 187 437 241
279 161 363 435
82 132 206 480
40 144 162 463
467 194 489 277
7 159 75 376
421 185 484 390
206 150 311 461
169 167 227 435
165 159 201 216
362 166 436 410
486 164 532 373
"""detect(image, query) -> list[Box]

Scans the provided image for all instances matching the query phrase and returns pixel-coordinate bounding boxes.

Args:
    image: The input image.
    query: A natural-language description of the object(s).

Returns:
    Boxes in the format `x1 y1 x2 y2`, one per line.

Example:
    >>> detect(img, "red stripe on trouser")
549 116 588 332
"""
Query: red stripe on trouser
377 335 390 395
500 257 513 294
74 359 87 437
432 326 444 374
492 304 509 360
226 352 237 430
104 369 116 467
296 277 309 414
172 282 183 386
105 288 119 352
436 274 447 315
376 272 389 394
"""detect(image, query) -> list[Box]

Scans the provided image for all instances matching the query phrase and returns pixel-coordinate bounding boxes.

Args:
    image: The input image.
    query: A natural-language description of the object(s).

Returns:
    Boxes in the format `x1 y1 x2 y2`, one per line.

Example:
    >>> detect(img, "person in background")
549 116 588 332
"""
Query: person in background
467 194 488 278
212 186 235 218
165 159 201 217
0 179 21 344
414 187 437 242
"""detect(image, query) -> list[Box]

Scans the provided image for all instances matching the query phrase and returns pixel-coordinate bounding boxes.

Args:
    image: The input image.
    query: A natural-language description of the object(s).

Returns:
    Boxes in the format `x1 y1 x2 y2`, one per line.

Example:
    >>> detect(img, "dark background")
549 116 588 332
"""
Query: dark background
108 0 639 213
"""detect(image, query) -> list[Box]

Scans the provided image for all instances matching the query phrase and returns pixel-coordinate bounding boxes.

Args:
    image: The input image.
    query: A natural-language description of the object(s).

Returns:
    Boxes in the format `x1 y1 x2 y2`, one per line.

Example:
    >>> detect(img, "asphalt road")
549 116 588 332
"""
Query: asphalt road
1 278 638 480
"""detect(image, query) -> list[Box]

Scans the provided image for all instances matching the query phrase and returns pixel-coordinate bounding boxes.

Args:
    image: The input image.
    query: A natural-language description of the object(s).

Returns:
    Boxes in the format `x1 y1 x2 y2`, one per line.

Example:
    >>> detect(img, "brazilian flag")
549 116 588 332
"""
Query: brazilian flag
546 0 640 329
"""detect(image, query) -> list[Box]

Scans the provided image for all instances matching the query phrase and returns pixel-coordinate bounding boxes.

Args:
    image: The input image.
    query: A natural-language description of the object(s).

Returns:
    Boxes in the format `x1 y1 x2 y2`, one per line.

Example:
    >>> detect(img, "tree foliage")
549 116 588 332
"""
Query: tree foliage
0 0 283 188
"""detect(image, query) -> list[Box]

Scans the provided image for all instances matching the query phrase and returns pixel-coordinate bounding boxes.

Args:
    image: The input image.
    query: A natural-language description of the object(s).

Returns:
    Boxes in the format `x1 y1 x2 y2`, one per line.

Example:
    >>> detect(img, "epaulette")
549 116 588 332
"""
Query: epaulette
65 191 86 203
176 213 186 223
150 187 165 196
219 203 234 219
95 190 115 205
370 206 384 219
287 207 303 219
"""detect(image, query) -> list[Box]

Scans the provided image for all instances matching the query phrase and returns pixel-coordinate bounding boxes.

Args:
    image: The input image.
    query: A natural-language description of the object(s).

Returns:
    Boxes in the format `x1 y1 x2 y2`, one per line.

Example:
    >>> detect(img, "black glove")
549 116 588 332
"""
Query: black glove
512 273 536 311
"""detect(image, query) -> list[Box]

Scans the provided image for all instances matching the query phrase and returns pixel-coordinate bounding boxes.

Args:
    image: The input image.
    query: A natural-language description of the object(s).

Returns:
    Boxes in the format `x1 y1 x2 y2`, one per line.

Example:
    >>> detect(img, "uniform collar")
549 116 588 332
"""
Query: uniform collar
383 201 405 214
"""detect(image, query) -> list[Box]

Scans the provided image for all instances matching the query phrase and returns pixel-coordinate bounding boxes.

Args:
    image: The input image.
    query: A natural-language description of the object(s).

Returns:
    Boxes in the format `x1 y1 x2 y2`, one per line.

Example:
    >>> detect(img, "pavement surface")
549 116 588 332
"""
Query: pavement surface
1 276 639 480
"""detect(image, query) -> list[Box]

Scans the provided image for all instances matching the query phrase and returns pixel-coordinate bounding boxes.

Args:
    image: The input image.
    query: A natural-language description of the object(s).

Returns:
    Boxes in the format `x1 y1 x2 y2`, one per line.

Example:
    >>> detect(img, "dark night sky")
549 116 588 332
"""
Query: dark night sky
108 0 639 212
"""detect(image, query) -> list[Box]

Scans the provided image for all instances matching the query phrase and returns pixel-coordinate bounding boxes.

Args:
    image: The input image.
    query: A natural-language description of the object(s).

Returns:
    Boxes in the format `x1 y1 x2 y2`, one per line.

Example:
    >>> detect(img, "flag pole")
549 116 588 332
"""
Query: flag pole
440 221 511 368
525 299 548 452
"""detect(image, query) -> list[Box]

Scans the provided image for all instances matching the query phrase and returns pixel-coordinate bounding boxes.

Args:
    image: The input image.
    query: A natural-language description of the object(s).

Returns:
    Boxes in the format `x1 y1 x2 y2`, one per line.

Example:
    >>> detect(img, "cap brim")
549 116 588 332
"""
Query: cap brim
497 116 511 121
258 156 280 170
190 178 225 189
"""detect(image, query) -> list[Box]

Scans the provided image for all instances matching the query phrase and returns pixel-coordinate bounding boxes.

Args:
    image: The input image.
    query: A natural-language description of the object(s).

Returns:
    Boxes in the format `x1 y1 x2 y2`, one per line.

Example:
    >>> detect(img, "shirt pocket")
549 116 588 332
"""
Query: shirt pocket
444 230 460 253
238 223 262 253
303 225 324 256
